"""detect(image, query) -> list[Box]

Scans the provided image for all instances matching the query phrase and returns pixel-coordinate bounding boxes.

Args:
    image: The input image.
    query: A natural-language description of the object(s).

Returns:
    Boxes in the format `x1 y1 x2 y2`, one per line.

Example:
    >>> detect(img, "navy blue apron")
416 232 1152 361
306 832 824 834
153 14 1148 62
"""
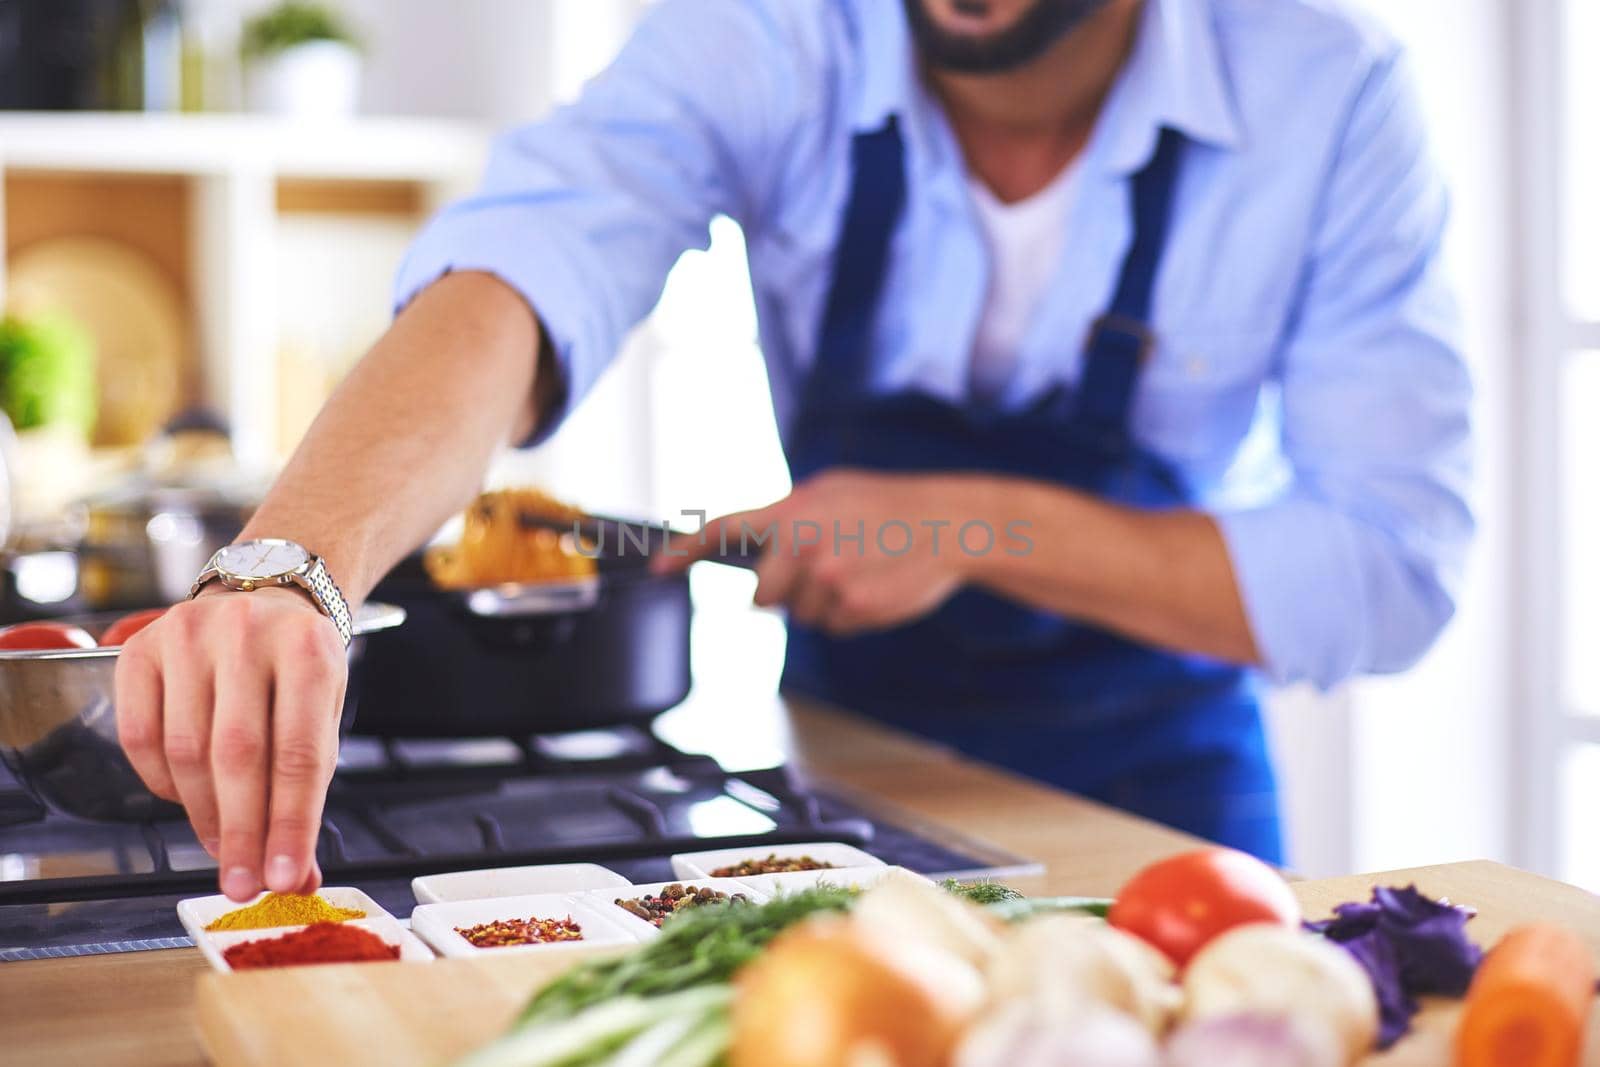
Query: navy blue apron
781 119 1282 861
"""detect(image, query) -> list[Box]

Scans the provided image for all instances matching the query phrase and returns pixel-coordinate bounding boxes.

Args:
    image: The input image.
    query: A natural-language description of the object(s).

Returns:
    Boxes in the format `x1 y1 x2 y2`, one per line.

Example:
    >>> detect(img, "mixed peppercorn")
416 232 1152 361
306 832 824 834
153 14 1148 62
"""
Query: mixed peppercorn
615 883 751 927
709 854 839 878
455 915 586 948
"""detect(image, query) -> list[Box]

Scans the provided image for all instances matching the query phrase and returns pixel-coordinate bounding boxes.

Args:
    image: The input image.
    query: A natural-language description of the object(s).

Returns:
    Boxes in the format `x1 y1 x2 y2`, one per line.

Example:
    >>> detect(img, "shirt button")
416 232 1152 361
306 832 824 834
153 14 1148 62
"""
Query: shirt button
1187 357 1206 378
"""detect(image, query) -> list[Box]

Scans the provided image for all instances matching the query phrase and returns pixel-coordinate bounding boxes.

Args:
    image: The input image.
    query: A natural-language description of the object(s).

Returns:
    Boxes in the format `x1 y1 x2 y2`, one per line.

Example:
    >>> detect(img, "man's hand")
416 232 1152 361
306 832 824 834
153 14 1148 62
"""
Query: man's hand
114 587 347 901
659 470 982 635
661 468 1261 665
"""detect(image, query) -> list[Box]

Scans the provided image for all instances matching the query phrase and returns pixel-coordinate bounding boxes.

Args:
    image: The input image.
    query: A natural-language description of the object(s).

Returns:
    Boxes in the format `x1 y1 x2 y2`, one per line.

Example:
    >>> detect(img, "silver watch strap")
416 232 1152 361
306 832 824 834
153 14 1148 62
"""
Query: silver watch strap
300 556 354 648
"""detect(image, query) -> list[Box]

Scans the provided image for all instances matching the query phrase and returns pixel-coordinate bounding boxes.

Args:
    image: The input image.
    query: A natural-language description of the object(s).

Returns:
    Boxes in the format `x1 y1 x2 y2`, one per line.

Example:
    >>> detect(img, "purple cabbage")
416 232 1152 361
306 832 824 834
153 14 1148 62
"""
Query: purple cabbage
1306 885 1483 1048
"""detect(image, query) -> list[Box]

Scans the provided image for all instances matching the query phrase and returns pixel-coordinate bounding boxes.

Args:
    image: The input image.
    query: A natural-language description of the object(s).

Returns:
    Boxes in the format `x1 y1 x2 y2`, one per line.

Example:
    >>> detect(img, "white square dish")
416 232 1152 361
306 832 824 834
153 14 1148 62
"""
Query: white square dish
411 863 631 905
177 886 391 944
410 893 642 958
669 842 886 881
195 916 433 973
577 878 769 940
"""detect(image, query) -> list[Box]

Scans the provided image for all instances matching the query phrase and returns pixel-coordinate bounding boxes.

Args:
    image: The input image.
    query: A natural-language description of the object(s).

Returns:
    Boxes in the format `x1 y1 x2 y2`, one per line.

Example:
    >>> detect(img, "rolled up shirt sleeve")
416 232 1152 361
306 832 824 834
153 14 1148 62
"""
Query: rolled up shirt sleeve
1215 49 1475 689
393 0 808 442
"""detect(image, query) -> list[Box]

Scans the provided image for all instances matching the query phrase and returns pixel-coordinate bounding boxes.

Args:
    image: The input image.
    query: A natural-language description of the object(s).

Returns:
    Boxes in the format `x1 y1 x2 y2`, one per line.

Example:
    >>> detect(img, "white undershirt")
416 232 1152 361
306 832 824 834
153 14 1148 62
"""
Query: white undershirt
967 160 1081 403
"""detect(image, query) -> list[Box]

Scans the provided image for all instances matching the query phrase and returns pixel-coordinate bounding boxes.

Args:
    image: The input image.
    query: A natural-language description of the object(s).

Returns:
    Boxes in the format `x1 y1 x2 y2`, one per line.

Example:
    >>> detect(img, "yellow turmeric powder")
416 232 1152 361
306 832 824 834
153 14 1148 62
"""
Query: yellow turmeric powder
205 892 365 932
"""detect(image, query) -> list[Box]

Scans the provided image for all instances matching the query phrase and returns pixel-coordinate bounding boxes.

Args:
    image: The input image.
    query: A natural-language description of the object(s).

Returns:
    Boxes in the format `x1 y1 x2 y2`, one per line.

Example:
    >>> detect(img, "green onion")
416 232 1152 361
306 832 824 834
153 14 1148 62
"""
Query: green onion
453 988 730 1067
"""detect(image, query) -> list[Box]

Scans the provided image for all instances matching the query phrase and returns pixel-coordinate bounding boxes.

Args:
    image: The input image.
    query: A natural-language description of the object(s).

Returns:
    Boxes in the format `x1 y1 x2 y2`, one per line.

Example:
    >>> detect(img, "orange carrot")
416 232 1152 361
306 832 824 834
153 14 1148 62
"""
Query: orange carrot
1455 923 1597 1067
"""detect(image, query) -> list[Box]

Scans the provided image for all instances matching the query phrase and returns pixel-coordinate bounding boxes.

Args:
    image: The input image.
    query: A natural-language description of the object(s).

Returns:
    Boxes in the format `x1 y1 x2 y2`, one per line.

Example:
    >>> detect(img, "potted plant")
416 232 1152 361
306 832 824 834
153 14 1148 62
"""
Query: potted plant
0 313 96 440
241 1 362 117
0 312 96 525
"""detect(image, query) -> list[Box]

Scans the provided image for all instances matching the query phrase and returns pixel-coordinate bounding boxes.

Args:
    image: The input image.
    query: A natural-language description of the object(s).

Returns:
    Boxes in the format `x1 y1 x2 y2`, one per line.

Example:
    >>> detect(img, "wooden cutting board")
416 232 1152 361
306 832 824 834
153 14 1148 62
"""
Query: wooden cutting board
194 860 1600 1067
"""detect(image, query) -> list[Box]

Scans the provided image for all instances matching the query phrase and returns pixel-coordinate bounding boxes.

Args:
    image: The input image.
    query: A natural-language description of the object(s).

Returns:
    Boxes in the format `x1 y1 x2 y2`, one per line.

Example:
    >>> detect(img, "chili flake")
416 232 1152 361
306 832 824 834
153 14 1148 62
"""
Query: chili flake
455 914 585 948
614 883 751 927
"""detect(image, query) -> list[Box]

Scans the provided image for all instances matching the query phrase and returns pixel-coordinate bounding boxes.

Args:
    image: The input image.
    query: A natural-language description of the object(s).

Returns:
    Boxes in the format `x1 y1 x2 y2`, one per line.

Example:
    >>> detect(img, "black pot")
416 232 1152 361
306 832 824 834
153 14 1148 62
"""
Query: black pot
351 554 693 737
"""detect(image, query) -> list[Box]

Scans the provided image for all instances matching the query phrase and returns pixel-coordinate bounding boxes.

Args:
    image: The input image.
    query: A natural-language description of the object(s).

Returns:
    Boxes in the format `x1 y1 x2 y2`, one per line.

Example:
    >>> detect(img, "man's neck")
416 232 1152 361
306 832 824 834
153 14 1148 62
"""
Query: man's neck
926 0 1142 203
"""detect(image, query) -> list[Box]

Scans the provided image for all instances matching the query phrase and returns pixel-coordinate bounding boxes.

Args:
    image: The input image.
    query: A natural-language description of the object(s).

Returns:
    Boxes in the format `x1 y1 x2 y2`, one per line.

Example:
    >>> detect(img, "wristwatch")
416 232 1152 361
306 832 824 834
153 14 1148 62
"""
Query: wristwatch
189 538 354 647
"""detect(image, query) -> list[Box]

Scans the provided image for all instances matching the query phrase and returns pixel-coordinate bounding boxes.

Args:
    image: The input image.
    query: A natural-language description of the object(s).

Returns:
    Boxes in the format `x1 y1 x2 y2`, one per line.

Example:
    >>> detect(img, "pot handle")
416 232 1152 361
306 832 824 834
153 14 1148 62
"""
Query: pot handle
457 578 601 618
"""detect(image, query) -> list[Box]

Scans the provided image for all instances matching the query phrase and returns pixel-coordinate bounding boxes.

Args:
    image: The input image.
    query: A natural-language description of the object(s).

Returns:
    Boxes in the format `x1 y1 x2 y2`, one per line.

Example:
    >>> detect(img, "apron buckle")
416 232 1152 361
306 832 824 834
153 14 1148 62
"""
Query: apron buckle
1089 312 1156 363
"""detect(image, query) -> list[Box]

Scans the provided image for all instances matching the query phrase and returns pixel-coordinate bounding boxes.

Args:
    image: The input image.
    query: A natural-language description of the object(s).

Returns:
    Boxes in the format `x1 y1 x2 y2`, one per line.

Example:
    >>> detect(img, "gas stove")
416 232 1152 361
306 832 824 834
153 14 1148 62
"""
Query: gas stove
0 719 1033 961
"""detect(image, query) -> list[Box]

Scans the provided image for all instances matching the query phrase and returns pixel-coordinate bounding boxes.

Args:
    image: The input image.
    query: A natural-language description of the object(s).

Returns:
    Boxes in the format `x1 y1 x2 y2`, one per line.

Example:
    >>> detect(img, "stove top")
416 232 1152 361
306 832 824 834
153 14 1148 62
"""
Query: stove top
0 724 1033 960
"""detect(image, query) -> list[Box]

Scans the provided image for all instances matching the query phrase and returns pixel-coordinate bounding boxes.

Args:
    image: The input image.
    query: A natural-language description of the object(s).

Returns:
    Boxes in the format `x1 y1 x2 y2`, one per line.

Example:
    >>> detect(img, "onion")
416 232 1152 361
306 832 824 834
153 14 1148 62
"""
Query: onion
729 919 966 1067
953 1003 1161 1067
986 915 1181 1033
1165 1013 1344 1067
849 874 1004 971
1182 923 1379 1062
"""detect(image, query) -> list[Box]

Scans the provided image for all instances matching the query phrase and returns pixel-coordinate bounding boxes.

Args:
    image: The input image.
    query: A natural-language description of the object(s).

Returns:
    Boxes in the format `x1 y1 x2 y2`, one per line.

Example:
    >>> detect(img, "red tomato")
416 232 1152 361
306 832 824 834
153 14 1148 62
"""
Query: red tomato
0 621 98 651
100 608 167 646
1108 847 1301 967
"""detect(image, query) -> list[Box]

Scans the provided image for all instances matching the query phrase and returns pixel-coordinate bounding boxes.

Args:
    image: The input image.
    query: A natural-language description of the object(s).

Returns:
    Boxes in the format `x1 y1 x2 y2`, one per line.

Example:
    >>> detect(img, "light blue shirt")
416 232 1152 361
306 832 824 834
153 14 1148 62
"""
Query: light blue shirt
396 0 1474 690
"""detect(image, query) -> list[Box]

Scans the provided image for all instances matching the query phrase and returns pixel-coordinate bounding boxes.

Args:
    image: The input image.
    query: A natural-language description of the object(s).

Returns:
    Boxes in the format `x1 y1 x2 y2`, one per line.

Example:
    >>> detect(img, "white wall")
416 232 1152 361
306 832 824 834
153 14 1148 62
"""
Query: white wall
338 0 646 125
1294 0 1516 876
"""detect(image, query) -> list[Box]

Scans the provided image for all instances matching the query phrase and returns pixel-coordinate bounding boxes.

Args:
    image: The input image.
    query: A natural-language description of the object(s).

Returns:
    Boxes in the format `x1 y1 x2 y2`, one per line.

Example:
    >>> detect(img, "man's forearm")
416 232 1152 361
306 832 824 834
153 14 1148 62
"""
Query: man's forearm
965 477 1262 665
238 272 546 602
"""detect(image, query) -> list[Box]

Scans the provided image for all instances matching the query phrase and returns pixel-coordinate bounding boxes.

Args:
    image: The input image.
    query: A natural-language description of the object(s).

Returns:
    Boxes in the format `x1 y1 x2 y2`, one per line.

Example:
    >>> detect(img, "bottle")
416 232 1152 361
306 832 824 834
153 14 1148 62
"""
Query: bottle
103 0 145 109
141 0 183 111
102 0 184 111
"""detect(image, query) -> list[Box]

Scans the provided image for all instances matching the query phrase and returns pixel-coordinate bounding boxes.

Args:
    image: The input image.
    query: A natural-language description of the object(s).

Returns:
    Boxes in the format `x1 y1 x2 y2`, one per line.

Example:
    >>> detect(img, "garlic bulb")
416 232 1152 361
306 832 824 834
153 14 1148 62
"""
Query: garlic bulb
954 1003 1161 1067
1181 923 1379 1062
1166 1013 1345 1067
985 915 1182 1033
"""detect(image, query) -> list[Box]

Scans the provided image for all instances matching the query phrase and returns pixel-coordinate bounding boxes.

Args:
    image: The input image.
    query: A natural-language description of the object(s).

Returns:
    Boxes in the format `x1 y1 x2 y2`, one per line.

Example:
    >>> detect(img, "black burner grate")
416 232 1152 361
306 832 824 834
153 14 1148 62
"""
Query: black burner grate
0 727 1028 958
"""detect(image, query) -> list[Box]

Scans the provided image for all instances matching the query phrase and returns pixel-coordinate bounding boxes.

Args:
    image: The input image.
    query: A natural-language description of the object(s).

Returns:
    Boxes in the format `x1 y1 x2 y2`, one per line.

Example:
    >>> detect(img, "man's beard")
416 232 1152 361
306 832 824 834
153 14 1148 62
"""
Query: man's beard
902 0 1114 74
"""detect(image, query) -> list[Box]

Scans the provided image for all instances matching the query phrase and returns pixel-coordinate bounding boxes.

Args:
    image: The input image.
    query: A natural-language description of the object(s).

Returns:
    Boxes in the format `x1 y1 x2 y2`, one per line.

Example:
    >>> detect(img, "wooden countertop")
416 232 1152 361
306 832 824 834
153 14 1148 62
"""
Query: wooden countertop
0 696 1200 1067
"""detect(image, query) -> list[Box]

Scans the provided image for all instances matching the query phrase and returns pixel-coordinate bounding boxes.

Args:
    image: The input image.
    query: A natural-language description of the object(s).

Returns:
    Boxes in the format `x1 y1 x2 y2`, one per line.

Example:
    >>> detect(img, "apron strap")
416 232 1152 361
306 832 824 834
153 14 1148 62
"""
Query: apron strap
1074 127 1185 439
803 117 909 412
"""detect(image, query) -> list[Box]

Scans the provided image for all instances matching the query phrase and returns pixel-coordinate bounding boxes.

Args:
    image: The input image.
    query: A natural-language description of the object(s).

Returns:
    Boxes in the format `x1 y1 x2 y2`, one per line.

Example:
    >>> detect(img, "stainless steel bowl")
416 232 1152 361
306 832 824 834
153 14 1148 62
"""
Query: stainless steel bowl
0 603 405 821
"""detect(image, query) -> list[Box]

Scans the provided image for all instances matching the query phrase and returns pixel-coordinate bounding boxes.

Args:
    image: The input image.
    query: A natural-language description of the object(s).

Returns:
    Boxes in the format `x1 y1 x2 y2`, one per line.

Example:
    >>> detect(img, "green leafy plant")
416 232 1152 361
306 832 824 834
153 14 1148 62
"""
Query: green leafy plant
241 2 358 59
0 313 95 436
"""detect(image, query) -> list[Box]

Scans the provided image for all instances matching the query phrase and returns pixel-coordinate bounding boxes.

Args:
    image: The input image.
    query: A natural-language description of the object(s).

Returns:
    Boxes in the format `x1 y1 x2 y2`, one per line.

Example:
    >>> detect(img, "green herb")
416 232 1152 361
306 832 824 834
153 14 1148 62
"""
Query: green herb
242 2 357 58
939 878 1110 919
0 314 95 435
941 878 1026 905
521 886 856 1026
988 895 1114 921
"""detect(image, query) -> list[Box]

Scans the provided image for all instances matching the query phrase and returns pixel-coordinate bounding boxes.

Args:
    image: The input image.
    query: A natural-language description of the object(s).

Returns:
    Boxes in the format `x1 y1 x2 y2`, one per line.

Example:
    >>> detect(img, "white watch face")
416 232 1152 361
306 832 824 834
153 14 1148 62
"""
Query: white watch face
216 540 310 580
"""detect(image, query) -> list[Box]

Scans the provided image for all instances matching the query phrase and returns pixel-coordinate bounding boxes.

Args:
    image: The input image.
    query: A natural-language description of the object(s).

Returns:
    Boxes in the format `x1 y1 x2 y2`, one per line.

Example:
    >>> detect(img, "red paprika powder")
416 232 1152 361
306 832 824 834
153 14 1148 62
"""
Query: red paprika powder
222 921 400 970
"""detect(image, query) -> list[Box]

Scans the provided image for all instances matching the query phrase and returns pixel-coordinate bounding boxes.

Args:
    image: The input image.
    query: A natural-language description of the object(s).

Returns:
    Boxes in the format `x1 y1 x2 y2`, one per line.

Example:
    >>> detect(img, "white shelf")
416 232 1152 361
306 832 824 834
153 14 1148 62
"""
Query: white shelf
0 112 490 181
0 113 491 468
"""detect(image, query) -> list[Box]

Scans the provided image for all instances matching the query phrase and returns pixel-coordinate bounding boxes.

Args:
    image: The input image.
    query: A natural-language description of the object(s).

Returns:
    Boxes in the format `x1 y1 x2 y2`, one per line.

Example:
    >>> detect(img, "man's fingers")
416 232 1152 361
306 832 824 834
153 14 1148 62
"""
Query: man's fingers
114 637 178 803
652 533 696 573
294 856 325 896
788 568 838 629
160 625 222 869
751 545 805 609
262 626 345 895
652 503 785 574
211 662 272 903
